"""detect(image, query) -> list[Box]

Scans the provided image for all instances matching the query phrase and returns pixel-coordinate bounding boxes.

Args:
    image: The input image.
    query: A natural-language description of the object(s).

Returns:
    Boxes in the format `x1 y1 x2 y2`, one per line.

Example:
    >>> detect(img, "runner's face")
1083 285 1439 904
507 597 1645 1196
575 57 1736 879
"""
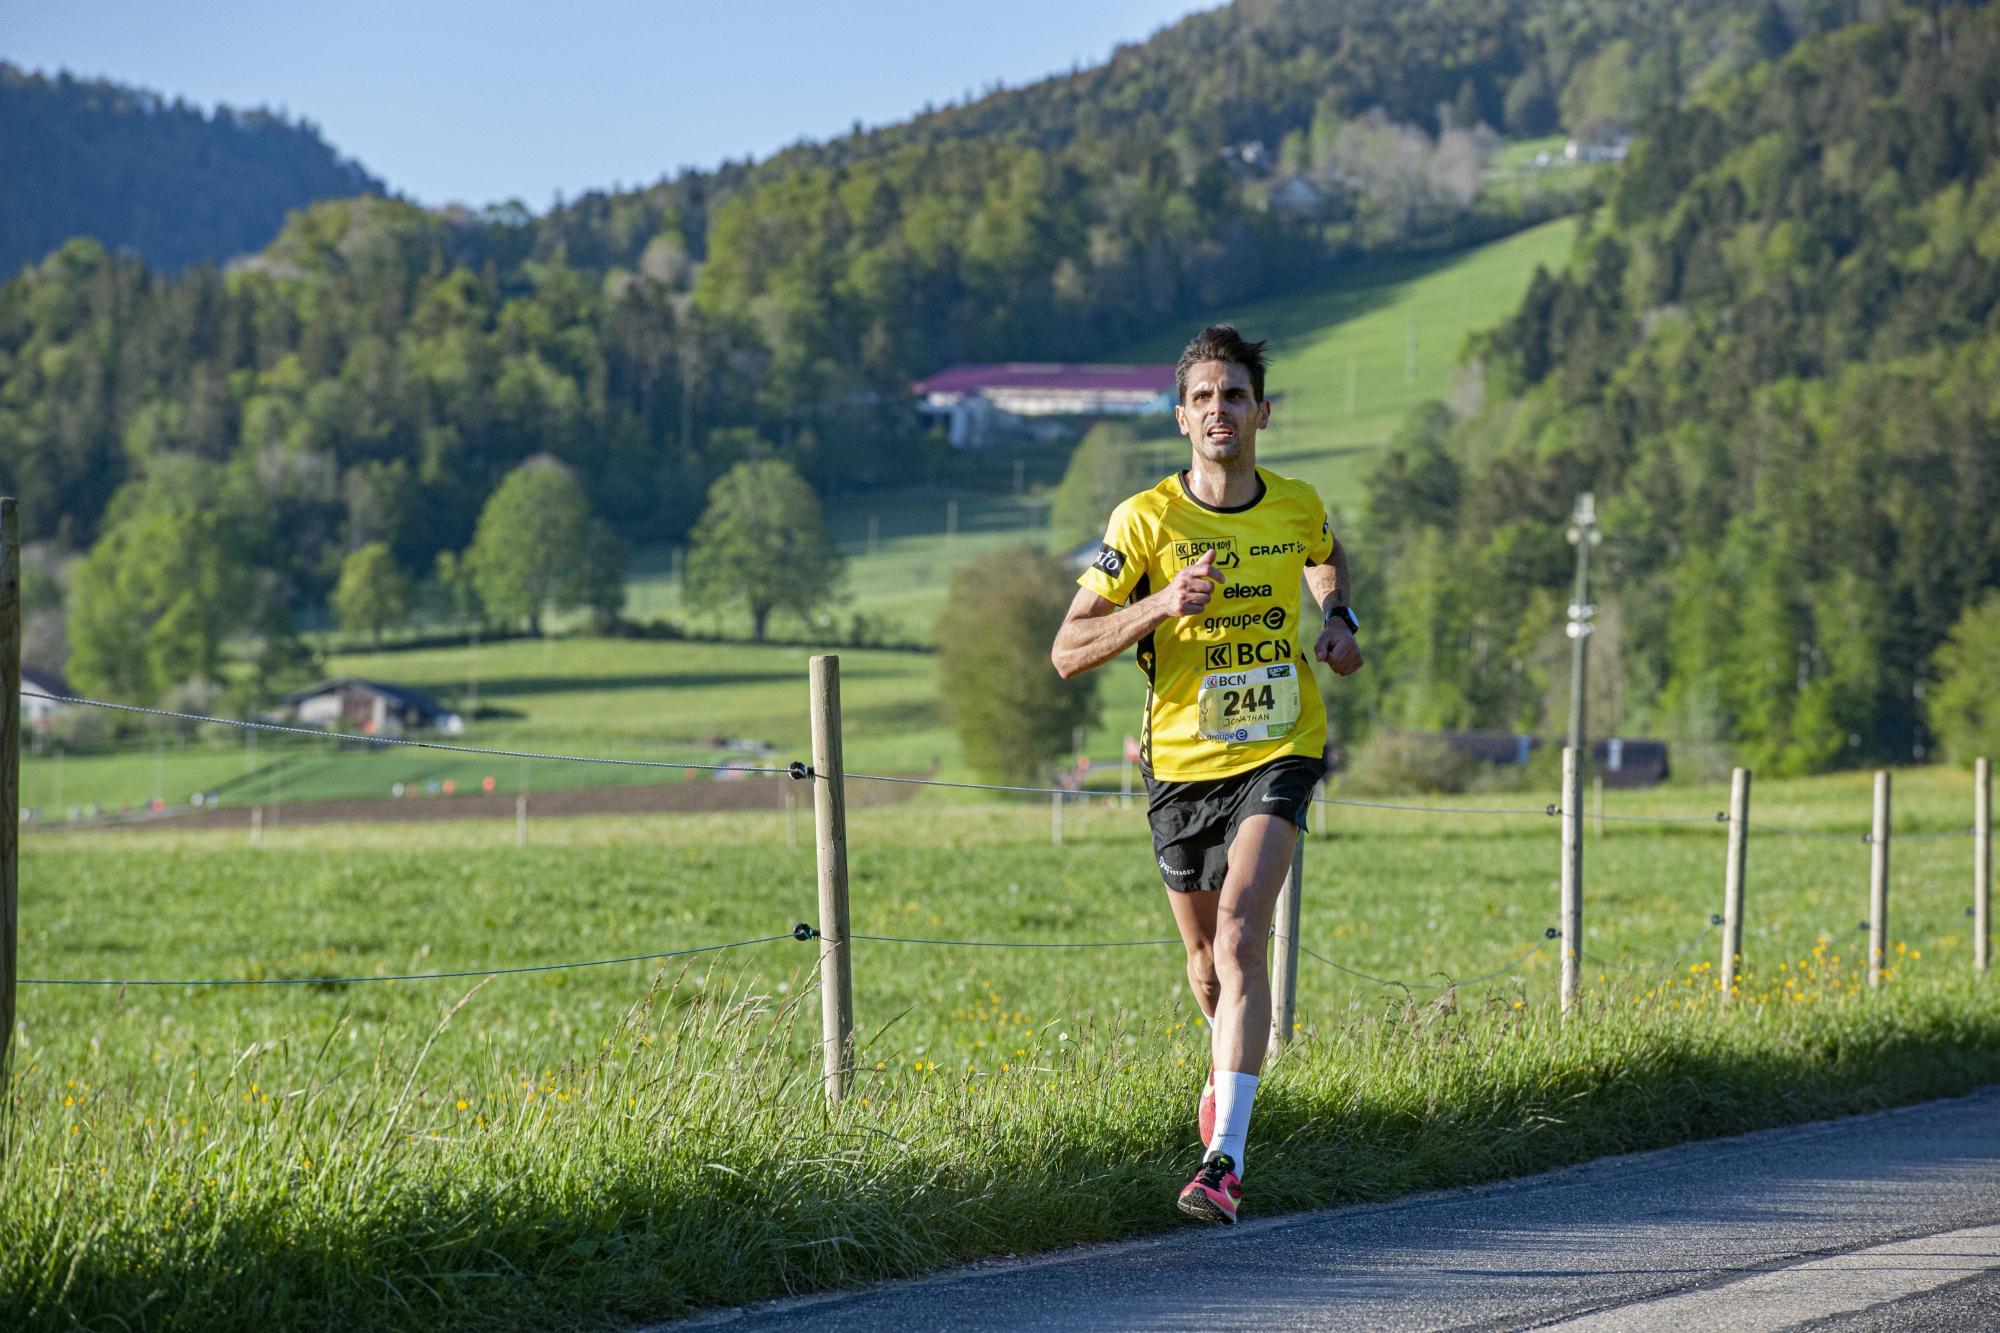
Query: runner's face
1176 360 1268 464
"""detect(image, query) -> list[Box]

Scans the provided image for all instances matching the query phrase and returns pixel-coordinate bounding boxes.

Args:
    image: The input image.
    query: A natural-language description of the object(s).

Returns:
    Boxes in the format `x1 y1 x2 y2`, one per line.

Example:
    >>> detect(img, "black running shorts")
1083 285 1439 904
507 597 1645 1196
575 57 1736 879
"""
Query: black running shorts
1144 755 1327 894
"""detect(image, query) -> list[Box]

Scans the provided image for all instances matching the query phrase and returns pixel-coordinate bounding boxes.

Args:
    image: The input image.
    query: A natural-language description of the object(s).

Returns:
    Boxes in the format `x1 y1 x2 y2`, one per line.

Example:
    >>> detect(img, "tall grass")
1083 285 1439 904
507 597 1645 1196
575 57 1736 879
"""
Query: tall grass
11 948 2000 1332
11 770 1995 1328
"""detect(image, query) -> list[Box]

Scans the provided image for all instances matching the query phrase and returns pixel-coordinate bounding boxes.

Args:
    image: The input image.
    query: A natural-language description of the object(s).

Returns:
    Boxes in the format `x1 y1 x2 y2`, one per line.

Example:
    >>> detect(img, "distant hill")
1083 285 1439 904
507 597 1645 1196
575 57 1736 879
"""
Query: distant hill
0 63 383 275
1361 2 2000 773
0 0 1895 694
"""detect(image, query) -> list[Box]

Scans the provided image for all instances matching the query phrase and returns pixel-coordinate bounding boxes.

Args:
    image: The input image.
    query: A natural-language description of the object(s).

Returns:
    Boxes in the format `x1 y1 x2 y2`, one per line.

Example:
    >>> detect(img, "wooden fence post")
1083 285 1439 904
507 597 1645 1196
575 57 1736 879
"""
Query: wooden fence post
1976 757 1991 976
0 498 19 1077
809 655 854 1104
1561 745 1582 1015
1720 767 1750 1004
516 760 529 848
1051 789 1063 847
1270 834 1303 1049
1869 770 1891 990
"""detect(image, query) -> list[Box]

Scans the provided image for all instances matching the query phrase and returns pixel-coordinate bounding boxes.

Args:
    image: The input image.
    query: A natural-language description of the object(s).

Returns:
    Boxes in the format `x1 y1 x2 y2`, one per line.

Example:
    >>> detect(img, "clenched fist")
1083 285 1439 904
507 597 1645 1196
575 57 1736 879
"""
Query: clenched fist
1156 548 1223 618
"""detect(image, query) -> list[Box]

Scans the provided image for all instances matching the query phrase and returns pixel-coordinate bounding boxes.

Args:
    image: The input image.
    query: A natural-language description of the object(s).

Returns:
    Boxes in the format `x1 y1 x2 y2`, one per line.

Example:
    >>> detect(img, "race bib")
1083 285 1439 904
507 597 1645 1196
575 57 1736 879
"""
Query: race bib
1196 662 1300 742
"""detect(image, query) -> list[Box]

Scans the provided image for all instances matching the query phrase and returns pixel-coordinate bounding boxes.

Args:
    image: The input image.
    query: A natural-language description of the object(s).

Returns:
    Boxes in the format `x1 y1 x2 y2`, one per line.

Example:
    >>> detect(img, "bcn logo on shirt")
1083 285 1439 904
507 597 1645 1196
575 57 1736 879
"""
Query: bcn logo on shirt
1204 639 1295 669
1172 536 1241 570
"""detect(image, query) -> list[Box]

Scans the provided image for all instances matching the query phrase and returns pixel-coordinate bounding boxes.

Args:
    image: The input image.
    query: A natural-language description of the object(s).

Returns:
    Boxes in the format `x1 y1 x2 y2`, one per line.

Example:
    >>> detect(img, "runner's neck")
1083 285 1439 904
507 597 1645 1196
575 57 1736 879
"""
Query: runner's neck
1182 455 1262 510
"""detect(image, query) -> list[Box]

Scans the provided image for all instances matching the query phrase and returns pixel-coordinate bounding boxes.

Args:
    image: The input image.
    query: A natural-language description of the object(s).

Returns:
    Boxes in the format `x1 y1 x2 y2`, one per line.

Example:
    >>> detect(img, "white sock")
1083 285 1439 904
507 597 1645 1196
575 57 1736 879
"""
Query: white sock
1205 1070 1259 1174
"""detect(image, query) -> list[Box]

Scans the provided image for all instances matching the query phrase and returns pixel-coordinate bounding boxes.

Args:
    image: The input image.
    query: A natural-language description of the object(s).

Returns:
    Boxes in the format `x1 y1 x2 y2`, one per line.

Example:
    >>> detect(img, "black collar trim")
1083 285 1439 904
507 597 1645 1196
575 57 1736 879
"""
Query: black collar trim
1177 469 1266 514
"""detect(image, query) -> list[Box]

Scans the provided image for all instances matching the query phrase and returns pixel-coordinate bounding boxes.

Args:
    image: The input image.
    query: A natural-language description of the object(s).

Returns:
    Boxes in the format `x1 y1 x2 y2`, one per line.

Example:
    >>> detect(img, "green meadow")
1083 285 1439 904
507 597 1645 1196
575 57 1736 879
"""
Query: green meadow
7 764 1999 1329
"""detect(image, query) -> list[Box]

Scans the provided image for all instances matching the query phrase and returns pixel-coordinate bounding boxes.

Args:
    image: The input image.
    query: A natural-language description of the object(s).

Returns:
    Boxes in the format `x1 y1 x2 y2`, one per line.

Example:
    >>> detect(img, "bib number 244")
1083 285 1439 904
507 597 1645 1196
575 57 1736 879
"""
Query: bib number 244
1196 662 1301 743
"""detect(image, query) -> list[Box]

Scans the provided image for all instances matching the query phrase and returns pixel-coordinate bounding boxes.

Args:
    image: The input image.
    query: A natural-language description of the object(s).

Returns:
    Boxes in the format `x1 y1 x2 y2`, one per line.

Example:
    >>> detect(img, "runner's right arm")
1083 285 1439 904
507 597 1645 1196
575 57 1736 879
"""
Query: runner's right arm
1051 549 1220 679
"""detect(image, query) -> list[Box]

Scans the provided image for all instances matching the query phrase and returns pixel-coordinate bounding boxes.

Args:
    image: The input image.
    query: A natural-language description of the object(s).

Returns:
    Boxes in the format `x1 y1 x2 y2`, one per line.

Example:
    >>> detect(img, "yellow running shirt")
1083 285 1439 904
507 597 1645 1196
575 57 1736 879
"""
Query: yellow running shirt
1077 467 1334 783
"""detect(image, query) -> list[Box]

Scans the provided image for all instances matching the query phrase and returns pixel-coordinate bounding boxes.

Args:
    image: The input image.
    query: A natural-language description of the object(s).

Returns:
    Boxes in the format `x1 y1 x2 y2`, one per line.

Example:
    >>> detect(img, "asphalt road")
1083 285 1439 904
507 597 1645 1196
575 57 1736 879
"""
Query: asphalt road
684 1086 2000 1332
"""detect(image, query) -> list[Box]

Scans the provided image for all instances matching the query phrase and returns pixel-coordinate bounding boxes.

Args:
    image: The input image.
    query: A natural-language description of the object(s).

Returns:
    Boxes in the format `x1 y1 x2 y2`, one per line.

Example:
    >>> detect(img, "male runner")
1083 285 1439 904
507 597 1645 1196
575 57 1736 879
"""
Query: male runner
1050 325 1363 1224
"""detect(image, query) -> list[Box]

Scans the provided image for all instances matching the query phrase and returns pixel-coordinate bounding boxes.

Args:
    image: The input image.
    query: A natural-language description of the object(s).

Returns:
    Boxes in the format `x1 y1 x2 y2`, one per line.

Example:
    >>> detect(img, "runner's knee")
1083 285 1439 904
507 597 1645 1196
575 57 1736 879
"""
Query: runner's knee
1211 921 1266 982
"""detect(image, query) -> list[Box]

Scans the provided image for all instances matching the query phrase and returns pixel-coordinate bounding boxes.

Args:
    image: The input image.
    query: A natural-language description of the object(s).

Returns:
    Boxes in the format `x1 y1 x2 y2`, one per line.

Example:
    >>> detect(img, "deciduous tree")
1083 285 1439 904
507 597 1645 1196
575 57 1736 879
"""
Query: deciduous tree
331 542 414 647
68 504 249 703
683 460 842 643
465 464 591 635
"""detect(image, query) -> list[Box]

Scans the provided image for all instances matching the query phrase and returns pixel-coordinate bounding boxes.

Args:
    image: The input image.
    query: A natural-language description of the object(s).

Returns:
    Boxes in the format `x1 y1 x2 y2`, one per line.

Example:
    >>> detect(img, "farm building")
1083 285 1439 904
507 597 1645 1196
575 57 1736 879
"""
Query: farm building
1427 730 1669 788
282 678 463 737
20 666 74 731
912 363 1176 446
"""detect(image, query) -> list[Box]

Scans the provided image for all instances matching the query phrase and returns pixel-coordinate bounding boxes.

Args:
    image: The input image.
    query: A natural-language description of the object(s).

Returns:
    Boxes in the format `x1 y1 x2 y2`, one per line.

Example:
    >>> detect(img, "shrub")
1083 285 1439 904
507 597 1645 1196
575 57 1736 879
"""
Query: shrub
1339 731 1484 795
935 546 1098 784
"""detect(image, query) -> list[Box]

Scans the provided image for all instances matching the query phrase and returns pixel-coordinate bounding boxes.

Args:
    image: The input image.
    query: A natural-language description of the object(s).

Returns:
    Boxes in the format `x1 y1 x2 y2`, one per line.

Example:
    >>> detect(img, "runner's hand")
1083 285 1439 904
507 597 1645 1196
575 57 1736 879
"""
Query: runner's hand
1316 621 1363 676
1157 549 1222 618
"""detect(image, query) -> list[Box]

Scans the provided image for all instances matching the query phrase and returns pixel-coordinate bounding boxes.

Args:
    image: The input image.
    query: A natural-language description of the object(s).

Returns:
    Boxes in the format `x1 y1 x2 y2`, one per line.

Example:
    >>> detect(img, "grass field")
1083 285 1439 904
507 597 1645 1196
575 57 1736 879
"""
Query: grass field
9 763 2000 1328
21 634 1159 814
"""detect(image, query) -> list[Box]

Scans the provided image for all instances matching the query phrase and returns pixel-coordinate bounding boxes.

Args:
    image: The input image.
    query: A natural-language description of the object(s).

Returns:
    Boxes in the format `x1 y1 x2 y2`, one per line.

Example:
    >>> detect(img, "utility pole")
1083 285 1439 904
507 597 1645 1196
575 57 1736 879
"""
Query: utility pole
1564 492 1600 754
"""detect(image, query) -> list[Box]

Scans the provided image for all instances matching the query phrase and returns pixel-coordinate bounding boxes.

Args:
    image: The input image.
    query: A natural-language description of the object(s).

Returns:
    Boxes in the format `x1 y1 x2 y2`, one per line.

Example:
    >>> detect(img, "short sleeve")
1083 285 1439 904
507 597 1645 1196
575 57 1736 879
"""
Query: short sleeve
1303 486 1335 566
1077 500 1147 604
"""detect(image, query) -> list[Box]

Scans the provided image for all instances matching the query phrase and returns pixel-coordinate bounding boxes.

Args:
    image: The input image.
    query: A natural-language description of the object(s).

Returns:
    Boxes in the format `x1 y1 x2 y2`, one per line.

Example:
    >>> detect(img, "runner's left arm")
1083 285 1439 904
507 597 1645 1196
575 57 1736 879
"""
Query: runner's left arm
1306 527 1363 677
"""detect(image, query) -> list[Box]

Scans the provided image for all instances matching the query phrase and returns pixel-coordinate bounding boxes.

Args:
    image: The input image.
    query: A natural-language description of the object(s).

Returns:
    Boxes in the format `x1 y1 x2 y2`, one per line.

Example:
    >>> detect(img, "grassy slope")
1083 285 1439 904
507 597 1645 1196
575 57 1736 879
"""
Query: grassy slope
1110 215 1579 519
33 221 1577 816
9 766 1998 1329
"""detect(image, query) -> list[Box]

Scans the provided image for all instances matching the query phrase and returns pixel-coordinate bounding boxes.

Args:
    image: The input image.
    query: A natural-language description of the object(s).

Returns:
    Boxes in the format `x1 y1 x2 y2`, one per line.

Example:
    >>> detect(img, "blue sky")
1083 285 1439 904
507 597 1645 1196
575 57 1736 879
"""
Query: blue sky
1 0 1205 208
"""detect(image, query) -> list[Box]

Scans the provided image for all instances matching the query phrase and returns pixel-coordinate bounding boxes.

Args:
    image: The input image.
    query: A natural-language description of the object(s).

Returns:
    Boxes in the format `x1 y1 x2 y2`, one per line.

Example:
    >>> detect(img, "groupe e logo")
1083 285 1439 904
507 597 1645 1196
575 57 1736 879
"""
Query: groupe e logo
1200 606 1288 633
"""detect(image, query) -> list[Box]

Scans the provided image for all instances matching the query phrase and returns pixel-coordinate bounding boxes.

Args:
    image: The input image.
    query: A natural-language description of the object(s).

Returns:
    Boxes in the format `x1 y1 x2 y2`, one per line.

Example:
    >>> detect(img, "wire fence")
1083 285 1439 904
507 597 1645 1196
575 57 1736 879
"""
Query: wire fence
17 687 1990 1000
20 933 804 988
28 689 1974 842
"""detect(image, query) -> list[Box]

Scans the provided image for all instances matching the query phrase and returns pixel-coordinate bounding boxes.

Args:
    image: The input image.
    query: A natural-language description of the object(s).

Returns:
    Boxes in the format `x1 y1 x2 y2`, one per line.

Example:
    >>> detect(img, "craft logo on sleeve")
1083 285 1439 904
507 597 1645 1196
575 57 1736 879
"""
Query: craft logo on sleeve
1172 536 1240 570
1090 543 1127 578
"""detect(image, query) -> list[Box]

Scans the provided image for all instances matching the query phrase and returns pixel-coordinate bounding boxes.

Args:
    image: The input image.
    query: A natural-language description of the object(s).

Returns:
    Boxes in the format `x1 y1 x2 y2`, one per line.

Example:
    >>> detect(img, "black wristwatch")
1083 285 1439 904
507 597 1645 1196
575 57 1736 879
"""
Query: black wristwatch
1324 604 1360 634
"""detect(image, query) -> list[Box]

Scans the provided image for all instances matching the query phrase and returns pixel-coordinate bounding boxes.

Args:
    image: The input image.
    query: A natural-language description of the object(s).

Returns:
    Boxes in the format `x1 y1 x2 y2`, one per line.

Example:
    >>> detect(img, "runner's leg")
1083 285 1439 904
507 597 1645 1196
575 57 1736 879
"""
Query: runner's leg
1167 888 1221 1019
1168 887 1223 1142
1209 812 1297 1077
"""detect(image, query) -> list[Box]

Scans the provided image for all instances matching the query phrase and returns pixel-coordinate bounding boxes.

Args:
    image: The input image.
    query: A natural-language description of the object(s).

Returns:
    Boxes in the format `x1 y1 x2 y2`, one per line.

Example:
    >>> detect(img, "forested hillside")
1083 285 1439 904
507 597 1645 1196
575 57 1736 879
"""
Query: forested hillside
1360 2 2000 774
0 64 382 275
0 0 1882 708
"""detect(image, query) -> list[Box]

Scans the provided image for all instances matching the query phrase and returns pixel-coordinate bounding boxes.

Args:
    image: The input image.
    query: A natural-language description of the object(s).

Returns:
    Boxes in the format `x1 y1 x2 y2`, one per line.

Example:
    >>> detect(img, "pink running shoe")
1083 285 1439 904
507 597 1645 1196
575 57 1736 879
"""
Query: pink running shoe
1198 1068 1216 1145
1177 1153 1241 1224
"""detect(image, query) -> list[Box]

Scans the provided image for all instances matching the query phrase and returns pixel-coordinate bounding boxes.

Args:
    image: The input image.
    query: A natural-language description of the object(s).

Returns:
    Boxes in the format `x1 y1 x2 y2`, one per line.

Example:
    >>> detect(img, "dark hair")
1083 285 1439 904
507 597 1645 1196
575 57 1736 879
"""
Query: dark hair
1175 324 1269 404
